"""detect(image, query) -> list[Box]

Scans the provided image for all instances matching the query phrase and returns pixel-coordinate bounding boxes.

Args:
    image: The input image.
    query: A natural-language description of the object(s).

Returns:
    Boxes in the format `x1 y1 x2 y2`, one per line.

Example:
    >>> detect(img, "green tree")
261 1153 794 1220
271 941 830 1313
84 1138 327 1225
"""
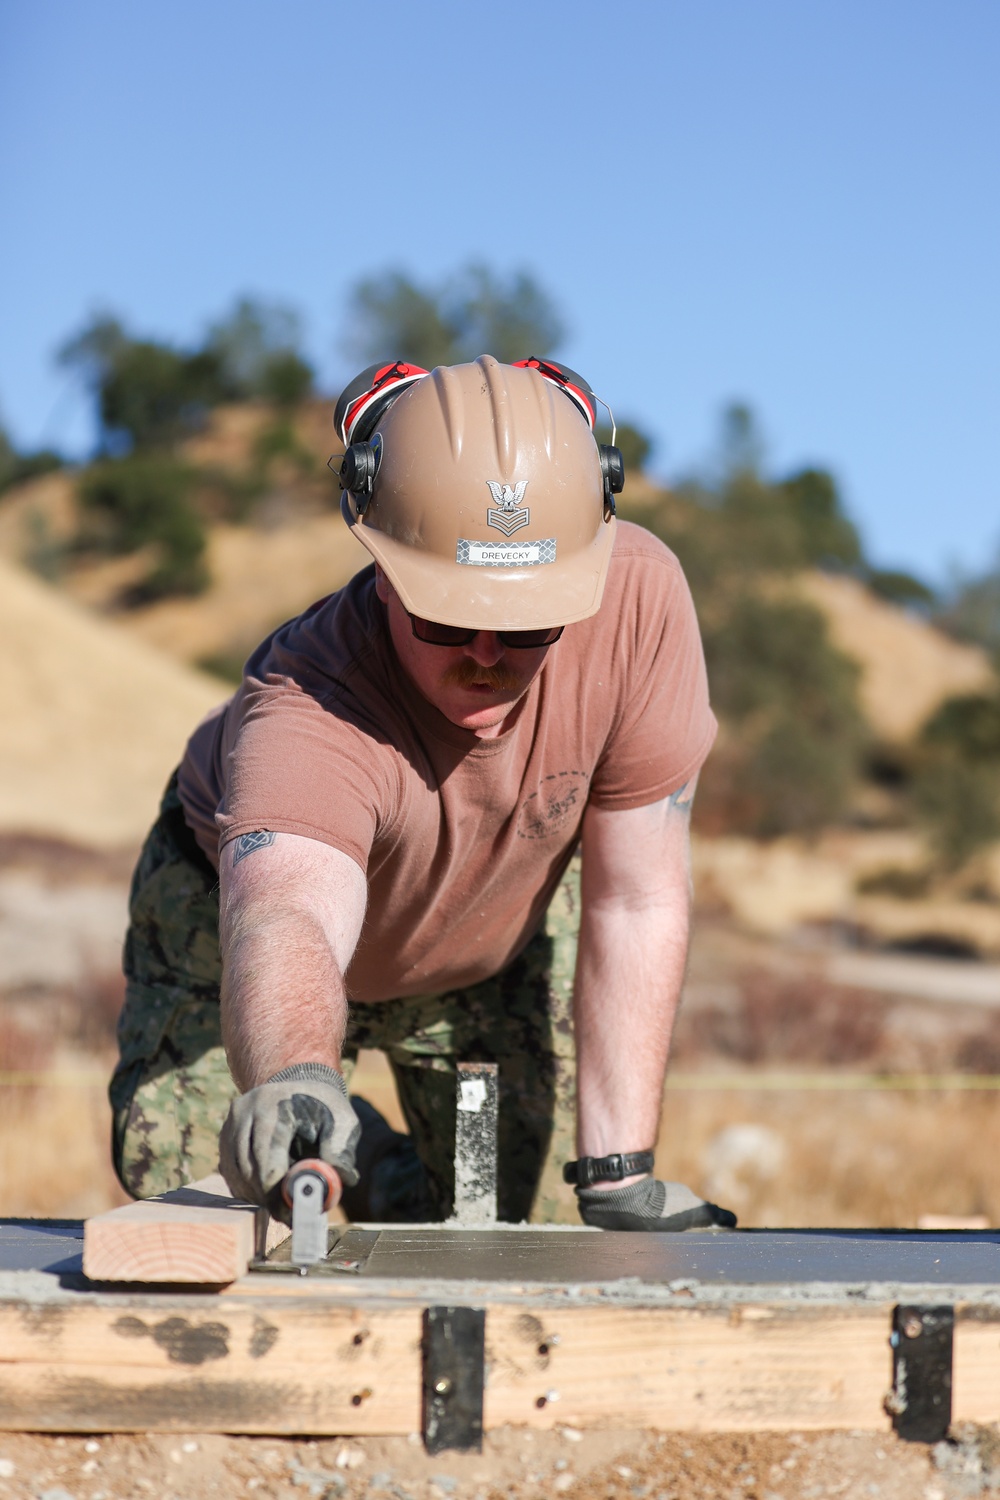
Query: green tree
778 468 862 569
865 568 936 609
205 297 313 405
912 691 1000 867
343 263 565 369
936 555 1000 658
448 264 565 363
621 412 870 838
59 315 225 451
59 299 314 453
698 595 867 836
913 756 1000 869
78 456 208 598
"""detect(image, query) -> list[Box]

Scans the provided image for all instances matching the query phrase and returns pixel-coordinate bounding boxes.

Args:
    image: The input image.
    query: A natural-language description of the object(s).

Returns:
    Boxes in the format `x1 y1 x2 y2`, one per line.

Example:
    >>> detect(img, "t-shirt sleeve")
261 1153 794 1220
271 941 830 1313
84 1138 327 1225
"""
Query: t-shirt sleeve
587 546 717 810
215 674 397 873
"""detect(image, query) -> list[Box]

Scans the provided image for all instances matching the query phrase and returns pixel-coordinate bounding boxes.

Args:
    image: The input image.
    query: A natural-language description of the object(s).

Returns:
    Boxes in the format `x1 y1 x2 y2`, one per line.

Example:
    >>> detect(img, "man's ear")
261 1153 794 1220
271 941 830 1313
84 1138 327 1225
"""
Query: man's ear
373 563 391 604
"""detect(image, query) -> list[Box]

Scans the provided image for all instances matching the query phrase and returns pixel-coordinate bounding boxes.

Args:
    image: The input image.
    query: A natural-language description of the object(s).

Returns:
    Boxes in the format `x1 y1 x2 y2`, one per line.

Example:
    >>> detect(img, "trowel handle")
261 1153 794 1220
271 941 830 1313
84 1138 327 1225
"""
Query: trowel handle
281 1158 342 1212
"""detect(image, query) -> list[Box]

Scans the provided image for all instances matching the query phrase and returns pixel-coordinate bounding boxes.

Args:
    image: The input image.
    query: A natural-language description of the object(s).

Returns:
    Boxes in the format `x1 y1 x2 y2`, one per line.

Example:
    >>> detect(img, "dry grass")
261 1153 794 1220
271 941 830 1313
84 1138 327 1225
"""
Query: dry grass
3 1050 999 1227
350 1049 1000 1230
5 953 1000 1227
0 1059 128 1218
657 1085 1000 1228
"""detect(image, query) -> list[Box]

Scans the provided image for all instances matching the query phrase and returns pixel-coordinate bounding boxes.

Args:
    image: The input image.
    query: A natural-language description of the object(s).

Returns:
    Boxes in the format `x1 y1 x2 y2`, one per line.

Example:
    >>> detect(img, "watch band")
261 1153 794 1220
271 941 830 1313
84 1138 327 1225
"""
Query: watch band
562 1150 655 1188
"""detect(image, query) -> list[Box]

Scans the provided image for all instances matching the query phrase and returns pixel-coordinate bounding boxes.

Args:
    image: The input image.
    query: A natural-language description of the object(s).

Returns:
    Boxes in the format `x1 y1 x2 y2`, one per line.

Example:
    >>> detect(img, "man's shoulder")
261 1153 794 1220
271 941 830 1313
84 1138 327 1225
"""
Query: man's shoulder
248 565 381 688
610 518 684 575
604 519 687 605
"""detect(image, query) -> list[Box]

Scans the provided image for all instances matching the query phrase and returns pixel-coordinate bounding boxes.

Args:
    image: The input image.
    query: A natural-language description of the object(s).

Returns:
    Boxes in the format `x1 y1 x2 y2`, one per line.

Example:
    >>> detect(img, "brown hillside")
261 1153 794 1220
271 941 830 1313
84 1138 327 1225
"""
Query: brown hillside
111 514 370 664
798 571 994 742
0 557 227 847
0 406 991 744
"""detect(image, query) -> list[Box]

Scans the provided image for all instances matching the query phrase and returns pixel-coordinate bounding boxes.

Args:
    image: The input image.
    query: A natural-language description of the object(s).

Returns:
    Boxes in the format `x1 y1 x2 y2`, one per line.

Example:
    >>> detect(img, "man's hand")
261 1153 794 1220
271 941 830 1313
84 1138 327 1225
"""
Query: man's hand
577 1176 737 1231
219 1062 361 1223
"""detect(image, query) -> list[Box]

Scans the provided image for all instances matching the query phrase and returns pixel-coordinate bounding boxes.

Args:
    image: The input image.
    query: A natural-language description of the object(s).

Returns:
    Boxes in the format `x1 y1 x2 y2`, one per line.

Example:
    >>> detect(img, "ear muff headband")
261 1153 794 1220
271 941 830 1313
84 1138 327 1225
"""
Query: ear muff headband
335 361 430 446
511 357 598 430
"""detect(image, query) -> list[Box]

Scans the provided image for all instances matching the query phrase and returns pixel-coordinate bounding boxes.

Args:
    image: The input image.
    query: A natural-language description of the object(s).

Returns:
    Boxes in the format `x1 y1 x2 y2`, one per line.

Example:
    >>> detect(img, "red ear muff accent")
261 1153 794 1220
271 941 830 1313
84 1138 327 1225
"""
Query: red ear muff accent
512 357 598 429
335 361 429 445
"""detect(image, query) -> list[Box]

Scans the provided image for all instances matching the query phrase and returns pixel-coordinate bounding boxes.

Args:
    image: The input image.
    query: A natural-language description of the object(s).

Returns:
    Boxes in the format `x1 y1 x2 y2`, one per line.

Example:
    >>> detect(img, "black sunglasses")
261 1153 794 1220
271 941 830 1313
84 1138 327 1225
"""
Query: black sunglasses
407 611 564 649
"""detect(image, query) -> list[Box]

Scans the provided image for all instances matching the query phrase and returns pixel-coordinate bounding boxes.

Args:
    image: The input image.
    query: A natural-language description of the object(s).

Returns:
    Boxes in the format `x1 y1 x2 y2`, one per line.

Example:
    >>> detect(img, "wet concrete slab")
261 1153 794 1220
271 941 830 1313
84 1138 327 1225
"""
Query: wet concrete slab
351 1227 1000 1287
4 1221 1000 1294
0 1219 84 1274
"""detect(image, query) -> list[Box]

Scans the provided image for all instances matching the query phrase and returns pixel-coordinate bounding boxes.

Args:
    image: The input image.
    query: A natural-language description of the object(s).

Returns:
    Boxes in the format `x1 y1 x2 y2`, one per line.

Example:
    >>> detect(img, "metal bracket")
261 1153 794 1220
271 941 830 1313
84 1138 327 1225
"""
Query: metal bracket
888 1303 954 1442
249 1227 380 1276
422 1306 486 1454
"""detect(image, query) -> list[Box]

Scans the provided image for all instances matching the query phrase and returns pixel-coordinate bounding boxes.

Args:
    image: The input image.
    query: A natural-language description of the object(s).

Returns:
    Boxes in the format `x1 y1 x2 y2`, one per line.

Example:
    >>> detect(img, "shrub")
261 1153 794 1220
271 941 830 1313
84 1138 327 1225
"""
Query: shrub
696 595 867 836
78 456 208 598
909 692 1000 868
913 754 1000 870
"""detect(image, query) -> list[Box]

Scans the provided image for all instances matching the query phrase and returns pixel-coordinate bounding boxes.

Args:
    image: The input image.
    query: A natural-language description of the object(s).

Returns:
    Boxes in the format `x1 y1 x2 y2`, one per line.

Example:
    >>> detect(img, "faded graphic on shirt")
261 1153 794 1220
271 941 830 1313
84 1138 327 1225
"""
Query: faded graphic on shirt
516 770 590 840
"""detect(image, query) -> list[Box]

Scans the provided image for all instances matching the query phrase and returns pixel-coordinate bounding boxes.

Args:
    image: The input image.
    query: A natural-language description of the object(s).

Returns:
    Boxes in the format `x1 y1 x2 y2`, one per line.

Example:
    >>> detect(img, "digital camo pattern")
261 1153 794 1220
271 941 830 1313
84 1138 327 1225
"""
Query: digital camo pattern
111 777 583 1224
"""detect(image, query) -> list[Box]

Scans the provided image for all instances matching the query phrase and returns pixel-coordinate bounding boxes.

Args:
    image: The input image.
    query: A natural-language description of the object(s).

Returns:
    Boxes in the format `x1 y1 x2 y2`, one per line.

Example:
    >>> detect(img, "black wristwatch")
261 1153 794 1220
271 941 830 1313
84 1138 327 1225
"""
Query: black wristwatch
562 1150 655 1188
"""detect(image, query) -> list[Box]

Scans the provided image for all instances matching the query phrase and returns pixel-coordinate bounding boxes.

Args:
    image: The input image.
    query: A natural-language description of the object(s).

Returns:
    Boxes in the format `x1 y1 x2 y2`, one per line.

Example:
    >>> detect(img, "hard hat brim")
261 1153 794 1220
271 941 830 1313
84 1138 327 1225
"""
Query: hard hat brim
343 494 617 631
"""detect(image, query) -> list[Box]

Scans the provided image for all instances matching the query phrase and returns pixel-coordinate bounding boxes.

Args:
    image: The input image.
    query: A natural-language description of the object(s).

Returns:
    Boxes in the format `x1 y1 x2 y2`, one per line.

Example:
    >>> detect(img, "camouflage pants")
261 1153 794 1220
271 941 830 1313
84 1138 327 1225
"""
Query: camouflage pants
111 776 582 1223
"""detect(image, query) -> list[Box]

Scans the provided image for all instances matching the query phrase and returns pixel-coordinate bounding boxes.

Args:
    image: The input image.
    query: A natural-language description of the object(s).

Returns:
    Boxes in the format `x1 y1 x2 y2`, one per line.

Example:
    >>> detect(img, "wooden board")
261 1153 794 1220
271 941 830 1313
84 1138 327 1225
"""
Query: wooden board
953 1315 1000 1422
0 1297 421 1434
83 1175 287 1284
484 1304 894 1433
0 1293 900 1435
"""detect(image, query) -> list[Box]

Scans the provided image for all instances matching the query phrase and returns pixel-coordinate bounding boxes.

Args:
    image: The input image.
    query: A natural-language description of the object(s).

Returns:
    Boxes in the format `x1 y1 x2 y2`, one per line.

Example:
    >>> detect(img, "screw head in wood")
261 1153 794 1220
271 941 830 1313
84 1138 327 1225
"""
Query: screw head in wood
434 1377 453 1396
903 1316 924 1339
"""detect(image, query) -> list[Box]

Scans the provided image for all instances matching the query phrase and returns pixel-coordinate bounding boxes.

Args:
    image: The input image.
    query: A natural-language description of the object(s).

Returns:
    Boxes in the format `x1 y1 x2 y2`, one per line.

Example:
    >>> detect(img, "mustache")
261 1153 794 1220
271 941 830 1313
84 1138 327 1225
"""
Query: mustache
442 659 523 693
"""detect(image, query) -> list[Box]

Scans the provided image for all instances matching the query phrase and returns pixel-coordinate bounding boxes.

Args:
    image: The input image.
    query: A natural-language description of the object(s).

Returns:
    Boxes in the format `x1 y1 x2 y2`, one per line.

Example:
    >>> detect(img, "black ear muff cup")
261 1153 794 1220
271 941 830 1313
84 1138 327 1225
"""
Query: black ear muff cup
338 437 381 512
599 444 625 519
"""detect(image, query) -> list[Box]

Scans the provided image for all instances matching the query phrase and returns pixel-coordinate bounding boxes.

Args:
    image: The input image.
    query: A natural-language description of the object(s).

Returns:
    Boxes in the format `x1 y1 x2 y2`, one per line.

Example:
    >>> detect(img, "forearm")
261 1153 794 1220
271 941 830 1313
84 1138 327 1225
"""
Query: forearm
221 906 349 1089
573 786 696 1173
573 889 690 1159
217 832 367 1093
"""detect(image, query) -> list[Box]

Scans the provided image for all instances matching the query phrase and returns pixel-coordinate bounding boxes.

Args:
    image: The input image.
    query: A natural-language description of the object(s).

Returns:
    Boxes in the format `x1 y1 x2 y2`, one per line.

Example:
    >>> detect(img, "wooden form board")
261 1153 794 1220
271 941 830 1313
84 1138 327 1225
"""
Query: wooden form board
83 1176 287 1284
0 1294 905 1435
38 1184 1000 1437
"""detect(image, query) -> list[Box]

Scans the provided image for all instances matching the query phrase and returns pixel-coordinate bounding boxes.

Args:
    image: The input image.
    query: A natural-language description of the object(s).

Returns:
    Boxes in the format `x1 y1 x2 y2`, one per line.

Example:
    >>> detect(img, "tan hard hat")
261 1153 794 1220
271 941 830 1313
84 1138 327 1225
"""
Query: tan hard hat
340 356 617 630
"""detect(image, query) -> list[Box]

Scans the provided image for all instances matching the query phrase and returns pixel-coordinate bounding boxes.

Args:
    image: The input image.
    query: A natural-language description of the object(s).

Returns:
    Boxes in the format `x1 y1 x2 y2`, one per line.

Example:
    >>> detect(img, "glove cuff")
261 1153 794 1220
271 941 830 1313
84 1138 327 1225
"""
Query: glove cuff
266 1062 347 1096
577 1177 663 1215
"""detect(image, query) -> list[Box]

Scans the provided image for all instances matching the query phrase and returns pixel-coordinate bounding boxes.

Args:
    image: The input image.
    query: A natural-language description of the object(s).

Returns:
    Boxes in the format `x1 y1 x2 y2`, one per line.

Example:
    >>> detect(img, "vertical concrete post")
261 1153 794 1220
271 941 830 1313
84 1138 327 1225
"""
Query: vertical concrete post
452 1062 498 1226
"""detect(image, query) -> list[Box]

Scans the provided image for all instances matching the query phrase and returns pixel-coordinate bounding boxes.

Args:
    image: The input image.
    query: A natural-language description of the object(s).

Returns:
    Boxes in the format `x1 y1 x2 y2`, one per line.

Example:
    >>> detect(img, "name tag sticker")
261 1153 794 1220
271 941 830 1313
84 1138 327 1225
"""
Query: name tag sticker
456 538 557 568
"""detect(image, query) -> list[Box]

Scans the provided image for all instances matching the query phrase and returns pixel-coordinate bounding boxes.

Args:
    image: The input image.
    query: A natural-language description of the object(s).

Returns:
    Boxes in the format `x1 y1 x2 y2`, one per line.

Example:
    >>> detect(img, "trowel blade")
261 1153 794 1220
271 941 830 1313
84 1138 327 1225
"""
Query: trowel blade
290 1169 329 1266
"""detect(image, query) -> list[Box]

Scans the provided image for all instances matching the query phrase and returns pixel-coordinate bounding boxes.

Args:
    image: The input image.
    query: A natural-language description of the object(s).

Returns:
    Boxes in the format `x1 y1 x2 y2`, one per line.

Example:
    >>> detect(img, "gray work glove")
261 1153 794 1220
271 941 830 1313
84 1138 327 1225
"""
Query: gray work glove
219 1063 361 1224
577 1176 737 1231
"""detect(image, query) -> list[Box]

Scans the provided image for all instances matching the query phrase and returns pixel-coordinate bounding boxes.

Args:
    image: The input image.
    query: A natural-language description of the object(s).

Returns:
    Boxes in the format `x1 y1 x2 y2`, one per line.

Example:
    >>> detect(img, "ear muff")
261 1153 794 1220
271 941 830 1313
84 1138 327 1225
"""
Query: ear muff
332 434 382 514
599 444 625 520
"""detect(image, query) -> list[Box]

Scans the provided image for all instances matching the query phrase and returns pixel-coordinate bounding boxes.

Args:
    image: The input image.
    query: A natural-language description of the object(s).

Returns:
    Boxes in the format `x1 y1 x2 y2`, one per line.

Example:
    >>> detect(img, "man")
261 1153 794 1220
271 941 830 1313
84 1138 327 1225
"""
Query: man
111 354 735 1232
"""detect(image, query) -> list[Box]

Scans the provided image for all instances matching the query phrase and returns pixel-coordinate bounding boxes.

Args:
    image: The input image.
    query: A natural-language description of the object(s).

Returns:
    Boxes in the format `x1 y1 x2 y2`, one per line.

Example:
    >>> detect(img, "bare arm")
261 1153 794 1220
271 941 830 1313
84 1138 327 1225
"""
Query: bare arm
574 778 696 1185
218 831 367 1090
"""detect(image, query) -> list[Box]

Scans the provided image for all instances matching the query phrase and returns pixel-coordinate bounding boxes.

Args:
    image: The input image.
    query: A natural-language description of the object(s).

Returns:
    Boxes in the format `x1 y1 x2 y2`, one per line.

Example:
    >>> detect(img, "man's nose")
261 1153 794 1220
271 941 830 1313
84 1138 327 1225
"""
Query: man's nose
463 631 505 667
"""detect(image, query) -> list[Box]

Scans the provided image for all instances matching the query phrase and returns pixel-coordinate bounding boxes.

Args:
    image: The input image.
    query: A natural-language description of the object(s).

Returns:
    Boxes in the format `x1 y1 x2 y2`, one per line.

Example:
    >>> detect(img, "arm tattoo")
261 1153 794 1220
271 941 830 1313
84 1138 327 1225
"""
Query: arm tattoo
232 830 277 865
667 781 696 815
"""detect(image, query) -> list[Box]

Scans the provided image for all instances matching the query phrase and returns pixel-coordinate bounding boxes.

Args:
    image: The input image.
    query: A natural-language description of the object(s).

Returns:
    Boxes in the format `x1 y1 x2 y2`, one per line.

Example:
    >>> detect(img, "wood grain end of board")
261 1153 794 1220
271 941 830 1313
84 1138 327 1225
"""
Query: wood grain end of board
83 1174 284 1284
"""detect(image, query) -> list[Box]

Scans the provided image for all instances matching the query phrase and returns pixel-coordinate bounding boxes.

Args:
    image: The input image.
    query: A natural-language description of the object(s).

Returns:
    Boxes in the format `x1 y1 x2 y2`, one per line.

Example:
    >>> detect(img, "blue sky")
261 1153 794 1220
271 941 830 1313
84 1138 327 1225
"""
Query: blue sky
1 1 997 585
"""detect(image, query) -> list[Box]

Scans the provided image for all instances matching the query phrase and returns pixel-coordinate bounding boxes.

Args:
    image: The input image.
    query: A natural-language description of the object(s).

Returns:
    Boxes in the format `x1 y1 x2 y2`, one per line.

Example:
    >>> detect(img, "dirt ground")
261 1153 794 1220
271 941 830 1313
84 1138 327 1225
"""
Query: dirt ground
0 1424 991 1500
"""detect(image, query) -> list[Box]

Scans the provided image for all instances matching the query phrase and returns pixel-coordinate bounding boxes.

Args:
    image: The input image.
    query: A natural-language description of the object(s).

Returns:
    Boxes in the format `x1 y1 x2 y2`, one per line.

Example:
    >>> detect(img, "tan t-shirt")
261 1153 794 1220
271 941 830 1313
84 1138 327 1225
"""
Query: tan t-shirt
178 521 716 1002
